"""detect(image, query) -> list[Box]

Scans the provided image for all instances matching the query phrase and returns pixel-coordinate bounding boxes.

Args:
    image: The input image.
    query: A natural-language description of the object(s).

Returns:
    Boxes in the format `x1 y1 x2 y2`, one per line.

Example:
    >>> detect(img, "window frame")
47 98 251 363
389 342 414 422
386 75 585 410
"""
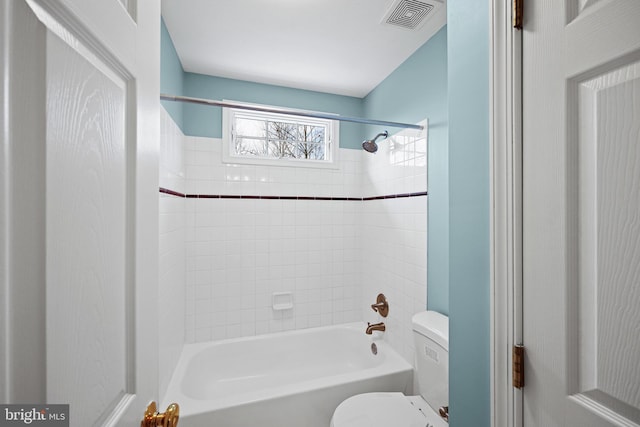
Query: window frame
222 101 339 169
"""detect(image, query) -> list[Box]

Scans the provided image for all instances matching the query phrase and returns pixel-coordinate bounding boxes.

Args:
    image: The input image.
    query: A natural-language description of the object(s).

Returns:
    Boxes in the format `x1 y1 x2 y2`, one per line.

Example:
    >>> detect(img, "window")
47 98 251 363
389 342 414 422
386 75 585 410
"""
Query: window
223 102 338 167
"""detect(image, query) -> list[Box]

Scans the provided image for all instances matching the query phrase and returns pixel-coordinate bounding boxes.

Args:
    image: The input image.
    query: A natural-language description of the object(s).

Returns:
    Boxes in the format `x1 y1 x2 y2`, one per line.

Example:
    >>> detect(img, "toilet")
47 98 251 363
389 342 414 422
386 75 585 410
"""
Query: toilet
331 311 449 427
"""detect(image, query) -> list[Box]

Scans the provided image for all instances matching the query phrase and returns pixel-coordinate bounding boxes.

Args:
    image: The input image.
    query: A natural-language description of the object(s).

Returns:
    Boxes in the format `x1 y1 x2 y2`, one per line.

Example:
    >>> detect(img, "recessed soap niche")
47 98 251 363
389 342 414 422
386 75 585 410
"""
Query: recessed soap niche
272 292 294 311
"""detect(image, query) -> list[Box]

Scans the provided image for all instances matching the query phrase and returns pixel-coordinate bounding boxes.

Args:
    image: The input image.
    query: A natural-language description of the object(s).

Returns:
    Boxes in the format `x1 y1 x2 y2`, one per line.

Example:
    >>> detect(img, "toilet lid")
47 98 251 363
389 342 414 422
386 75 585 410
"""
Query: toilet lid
331 392 448 427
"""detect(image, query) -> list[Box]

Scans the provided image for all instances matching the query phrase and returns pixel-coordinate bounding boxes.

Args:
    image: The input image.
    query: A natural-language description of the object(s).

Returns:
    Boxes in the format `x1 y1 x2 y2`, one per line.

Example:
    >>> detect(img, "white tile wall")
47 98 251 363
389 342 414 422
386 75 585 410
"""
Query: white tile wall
159 108 186 400
185 197 362 342
165 110 428 366
360 196 428 363
362 121 428 198
184 136 362 198
160 108 185 194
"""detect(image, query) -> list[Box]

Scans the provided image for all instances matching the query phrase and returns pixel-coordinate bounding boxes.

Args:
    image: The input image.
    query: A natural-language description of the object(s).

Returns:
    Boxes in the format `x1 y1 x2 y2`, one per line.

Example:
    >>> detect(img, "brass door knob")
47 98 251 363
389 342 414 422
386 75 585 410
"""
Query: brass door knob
141 401 179 427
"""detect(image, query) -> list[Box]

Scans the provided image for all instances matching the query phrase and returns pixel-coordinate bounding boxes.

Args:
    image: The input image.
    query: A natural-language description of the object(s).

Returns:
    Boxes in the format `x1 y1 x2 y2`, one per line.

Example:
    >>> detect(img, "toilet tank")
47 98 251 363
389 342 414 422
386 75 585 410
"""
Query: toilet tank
412 311 448 411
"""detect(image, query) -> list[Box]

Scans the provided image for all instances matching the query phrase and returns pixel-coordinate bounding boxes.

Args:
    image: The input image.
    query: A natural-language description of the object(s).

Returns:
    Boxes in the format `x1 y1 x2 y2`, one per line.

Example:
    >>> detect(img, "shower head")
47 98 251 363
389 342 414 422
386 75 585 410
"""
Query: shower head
362 131 389 153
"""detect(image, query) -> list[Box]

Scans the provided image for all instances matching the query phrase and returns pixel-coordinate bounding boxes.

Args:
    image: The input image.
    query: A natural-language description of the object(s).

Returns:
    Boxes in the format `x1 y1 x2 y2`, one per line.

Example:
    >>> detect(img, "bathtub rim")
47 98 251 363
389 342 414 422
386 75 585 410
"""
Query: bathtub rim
161 322 413 417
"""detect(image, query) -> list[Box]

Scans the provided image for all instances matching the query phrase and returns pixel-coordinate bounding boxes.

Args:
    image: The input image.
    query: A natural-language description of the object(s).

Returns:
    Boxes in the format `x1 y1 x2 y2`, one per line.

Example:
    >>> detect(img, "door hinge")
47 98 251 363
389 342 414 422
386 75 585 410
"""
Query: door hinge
513 345 525 388
513 0 523 29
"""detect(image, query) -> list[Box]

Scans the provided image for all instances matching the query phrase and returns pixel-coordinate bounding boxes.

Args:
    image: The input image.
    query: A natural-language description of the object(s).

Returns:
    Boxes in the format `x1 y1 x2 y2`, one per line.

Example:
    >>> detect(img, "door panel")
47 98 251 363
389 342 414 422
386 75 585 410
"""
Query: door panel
591 67 640 411
572 60 640 422
45 30 131 426
523 0 640 426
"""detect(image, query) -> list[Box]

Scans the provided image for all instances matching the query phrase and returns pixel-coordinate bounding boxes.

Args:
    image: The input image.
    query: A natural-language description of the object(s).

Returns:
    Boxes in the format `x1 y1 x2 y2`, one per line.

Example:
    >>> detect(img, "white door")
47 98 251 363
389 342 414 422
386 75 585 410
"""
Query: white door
523 0 640 426
3 0 160 425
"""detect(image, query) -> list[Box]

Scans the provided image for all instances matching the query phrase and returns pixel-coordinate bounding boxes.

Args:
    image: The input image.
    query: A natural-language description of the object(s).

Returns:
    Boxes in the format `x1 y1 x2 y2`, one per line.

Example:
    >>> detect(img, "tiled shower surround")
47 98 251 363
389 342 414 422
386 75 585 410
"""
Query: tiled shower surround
159 108 186 398
160 108 427 363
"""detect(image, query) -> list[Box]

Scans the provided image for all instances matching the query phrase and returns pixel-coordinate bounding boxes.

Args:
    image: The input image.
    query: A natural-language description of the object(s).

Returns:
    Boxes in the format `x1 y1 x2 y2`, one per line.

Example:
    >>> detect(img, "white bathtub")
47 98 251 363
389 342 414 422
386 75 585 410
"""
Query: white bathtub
162 322 413 427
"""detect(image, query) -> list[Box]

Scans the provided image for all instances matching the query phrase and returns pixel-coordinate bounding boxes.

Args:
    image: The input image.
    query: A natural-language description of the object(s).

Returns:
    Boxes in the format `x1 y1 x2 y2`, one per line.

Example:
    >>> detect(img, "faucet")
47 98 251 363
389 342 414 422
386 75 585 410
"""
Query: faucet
366 322 386 334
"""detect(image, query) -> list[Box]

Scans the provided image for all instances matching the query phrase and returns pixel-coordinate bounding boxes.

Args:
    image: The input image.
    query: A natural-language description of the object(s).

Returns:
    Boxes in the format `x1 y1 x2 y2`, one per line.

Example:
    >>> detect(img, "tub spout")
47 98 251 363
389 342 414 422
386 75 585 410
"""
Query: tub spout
366 322 385 334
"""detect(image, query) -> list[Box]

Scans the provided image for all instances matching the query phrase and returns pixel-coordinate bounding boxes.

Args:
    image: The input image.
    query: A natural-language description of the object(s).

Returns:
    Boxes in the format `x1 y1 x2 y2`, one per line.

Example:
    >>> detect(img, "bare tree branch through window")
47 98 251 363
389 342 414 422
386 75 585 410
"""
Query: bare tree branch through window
228 108 333 163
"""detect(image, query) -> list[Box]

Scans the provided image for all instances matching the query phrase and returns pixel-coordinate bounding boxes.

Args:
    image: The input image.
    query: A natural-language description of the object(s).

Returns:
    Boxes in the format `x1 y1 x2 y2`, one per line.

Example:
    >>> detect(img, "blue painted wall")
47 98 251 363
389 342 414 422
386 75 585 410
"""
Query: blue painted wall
183 73 364 149
447 1 490 426
160 18 184 130
363 27 448 315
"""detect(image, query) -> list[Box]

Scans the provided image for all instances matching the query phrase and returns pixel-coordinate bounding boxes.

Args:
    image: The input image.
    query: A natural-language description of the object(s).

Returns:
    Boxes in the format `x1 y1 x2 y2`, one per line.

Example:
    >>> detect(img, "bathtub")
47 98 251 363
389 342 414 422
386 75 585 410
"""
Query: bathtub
162 322 413 427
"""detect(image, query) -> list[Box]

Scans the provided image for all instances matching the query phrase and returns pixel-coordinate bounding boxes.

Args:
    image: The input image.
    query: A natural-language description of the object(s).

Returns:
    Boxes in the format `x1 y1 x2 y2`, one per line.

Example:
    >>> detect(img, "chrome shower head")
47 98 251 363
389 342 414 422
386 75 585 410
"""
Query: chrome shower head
362 139 379 153
362 131 389 153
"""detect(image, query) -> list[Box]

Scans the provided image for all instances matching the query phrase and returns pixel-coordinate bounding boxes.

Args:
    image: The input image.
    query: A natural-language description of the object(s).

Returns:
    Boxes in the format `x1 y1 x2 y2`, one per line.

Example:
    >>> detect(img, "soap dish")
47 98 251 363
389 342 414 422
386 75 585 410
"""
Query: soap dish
272 292 293 310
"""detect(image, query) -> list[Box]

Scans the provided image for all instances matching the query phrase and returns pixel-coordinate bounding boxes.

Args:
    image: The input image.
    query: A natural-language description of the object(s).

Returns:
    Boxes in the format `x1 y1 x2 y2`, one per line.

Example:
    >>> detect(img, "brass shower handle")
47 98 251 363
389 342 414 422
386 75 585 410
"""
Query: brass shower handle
141 402 179 427
370 293 389 317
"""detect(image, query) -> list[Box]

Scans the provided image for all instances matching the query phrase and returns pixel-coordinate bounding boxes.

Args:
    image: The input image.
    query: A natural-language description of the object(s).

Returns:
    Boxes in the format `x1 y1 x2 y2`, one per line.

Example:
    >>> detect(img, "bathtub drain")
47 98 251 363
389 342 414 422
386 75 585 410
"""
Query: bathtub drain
370 342 378 355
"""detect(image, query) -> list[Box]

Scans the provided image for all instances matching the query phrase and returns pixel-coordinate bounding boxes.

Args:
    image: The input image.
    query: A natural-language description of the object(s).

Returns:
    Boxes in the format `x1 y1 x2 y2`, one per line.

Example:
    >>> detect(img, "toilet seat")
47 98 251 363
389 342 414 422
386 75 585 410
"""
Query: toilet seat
330 392 448 427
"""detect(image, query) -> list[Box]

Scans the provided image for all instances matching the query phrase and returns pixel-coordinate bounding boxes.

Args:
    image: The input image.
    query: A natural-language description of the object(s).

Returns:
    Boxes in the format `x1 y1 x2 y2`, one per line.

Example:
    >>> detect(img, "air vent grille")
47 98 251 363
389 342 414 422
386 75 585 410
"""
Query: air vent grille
383 0 439 30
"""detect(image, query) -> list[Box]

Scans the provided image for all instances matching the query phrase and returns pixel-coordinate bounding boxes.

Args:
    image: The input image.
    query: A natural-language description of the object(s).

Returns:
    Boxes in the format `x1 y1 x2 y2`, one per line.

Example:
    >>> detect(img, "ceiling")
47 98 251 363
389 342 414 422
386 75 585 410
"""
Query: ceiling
161 0 446 98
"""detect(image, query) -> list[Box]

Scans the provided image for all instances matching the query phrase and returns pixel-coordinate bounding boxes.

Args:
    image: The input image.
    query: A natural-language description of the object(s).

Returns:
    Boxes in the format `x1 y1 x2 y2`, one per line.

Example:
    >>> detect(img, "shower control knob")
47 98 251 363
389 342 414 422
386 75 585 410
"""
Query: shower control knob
370 293 389 317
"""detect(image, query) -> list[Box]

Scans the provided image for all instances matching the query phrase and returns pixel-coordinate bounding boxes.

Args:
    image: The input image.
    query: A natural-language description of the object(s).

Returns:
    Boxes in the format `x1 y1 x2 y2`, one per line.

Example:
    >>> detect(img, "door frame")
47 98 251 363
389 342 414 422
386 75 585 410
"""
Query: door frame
490 0 523 426
0 0 522 423
0 0 47 403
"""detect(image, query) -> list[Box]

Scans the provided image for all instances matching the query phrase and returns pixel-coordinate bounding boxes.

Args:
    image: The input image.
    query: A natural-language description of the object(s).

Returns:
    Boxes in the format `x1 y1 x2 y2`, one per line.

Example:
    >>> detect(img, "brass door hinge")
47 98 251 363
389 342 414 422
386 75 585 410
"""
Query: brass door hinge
513 345 525 388
513 0 523 29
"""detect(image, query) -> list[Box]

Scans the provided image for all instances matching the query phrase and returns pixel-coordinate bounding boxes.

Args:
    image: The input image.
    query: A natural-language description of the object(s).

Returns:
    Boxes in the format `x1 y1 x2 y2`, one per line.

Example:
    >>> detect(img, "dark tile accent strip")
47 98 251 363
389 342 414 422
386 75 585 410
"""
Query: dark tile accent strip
159 187 186 198
361 191 429 201
159 188 428 201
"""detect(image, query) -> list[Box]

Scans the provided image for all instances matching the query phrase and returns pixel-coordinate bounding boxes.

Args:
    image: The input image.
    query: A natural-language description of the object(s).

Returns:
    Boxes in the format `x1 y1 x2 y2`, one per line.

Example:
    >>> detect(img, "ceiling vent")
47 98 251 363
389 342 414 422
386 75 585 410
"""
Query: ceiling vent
381 0 443 30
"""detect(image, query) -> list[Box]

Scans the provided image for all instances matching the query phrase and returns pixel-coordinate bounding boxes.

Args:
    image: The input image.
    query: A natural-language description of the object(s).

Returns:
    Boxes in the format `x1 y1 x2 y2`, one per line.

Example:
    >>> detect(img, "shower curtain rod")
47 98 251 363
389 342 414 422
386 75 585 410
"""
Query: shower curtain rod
160 94 425 130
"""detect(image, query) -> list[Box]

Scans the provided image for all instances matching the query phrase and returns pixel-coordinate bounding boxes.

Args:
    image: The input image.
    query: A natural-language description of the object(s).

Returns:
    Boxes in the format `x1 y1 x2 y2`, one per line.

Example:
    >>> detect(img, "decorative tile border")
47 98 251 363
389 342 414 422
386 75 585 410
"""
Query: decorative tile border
159 187 427 200
159 187 186 198
362 192 428 200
